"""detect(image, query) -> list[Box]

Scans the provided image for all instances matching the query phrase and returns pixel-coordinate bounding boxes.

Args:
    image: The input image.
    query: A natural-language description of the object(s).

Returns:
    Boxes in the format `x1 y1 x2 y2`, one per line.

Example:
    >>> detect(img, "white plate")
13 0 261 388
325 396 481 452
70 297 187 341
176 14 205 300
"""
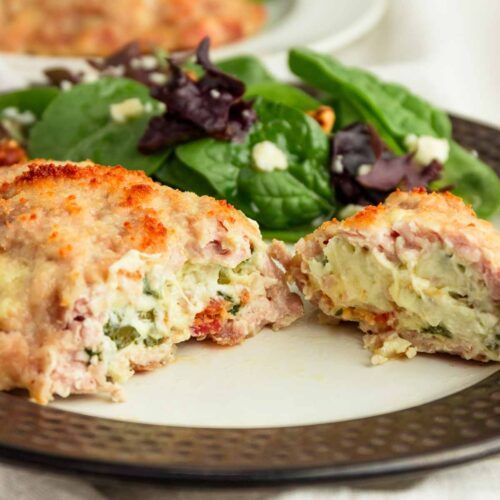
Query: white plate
53 307 498 428
0 0 387 86
51 232 500 430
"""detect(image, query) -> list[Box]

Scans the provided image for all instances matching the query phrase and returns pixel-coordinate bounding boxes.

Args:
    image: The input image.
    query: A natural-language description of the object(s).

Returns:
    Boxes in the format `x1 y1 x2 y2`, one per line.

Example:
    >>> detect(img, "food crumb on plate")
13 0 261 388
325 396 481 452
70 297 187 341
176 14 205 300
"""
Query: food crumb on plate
364 332 418 365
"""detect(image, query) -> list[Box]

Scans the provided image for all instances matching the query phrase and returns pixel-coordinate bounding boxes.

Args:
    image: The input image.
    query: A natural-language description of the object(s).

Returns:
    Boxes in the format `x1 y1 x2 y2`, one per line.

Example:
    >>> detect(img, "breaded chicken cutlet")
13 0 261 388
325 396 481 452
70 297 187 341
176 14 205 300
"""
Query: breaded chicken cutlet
290 189 500 364
0 160 302 403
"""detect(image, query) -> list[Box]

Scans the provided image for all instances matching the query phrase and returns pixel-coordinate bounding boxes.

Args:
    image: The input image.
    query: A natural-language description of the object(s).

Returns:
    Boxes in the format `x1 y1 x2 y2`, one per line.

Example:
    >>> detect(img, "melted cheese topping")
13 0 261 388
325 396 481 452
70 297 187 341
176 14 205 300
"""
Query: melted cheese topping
0 255 29 320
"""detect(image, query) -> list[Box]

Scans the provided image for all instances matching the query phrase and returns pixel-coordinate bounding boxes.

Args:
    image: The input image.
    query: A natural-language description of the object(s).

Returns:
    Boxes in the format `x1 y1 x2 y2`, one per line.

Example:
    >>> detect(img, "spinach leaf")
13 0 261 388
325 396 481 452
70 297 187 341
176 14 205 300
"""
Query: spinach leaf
29 77 166 172
289 48 451 150
175 138 243 198
103 322 140 350
155 154 217 197
0 87 59 118
216 56 275 86
289 48 499 217
330 98 364 130
382 81 452 139
436 142 500 217
248 98 332 200
422 324 452 338
171 97 333 229
238 168 331 228
245 82 321 112
66 115 167 174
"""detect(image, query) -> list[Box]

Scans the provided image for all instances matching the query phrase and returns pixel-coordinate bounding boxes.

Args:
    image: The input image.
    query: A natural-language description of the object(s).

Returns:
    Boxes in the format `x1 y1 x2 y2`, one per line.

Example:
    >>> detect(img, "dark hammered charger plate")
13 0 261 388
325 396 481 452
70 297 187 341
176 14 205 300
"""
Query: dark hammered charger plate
0 116 498 485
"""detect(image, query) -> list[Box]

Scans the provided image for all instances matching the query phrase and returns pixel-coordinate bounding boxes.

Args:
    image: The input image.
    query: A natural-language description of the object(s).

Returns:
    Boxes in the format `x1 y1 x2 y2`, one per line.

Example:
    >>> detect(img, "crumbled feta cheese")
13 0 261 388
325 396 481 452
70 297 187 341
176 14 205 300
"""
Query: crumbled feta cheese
1 107 36 125
144 102 153 114
149 72 168 85
405 134 450 165
364 332 417 365
110 98 145 123
103 65 125 77
338 204 364 219
210 89 221 99
357 164 373 176
252 141 288 172
332 155 344 173
139 55 158 70
81 69 100 83
131 55 158 71
60 80 73 91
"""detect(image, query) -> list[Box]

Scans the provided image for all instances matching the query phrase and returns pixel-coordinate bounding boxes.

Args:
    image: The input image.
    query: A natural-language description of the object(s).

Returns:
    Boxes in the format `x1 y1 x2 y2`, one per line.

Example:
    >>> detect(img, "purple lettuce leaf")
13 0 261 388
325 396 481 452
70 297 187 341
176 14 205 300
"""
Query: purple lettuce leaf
45 41 170 89
89 41 169 88
44 67 83 87
139 37 256 153
330 123 443 205
138 116 204 152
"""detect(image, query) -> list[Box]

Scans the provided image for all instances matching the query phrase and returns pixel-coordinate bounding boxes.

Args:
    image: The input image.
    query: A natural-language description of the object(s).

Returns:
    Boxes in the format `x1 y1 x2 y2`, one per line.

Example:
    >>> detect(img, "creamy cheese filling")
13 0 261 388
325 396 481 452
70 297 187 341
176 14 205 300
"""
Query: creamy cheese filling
0 254 30 322
309 237 499 357
87 249 270 383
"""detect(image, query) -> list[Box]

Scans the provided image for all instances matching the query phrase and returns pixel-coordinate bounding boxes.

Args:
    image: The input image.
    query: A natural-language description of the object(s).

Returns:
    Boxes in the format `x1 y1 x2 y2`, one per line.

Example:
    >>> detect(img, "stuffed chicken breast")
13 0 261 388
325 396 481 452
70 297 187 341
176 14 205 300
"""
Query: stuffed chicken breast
290 189 499 364
0 160 302 403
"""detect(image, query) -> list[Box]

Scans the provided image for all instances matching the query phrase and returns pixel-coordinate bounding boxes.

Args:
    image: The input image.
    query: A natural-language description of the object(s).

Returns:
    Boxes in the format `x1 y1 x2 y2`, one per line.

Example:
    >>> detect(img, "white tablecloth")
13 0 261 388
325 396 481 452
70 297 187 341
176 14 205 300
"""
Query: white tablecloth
0 0 499 498
1 456 499 500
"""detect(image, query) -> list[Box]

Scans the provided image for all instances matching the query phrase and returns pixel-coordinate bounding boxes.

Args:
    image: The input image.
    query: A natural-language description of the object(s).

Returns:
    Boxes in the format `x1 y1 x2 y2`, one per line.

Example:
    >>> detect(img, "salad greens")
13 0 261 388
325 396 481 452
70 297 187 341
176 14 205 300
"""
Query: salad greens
0 87 59 119
171 97 333 229
437 142 500 218
0 41 498 242
330 123 443 206
175 138 242 199
30 78 168 173
245 98 331 201
245 82 322 112
155 154 216 197
289 48 500 218
216 55 275 86
218 56 322 112
289 48 452 150
139 38 257 151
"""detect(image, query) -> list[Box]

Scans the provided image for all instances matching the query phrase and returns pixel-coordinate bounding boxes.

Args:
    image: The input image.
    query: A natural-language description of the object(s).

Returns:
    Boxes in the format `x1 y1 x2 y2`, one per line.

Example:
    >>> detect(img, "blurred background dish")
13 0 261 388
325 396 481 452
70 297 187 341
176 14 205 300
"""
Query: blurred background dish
0 0 387 85
0 0 267 56
214 0 387 59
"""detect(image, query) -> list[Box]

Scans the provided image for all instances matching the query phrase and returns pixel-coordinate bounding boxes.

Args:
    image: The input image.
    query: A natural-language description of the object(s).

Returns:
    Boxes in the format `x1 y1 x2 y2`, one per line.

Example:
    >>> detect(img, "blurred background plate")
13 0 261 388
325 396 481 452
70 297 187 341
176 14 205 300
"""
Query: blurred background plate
215 0 388 60
0 0 387 87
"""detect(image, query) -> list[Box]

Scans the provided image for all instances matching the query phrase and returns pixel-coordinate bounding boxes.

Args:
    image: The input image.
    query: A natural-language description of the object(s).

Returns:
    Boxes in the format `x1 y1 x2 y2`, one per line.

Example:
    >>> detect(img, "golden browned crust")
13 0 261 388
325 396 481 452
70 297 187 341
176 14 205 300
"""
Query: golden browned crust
0 0 266 56
294 189 499 270
0 159 286 403
0 159 259 255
